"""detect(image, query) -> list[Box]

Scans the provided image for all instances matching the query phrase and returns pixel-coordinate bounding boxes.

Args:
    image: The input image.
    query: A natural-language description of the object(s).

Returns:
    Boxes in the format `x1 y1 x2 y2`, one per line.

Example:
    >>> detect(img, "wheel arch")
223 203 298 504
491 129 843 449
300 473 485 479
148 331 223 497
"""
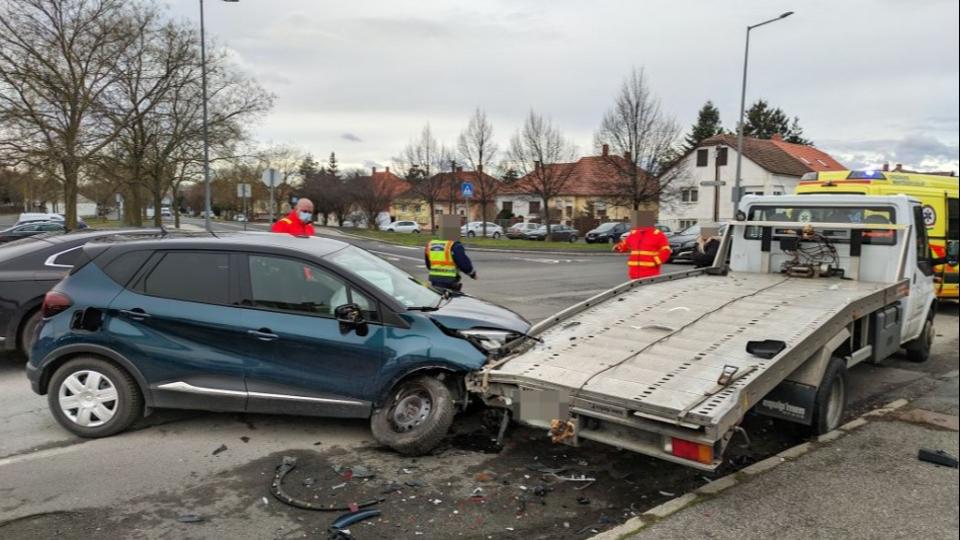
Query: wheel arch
37 344 154 408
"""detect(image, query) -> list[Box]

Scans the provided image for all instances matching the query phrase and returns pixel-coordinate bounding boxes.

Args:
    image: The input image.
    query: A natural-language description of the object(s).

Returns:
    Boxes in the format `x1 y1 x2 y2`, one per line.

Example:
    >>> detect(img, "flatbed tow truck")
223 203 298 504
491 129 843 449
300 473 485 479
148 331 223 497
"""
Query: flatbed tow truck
467 195 950 471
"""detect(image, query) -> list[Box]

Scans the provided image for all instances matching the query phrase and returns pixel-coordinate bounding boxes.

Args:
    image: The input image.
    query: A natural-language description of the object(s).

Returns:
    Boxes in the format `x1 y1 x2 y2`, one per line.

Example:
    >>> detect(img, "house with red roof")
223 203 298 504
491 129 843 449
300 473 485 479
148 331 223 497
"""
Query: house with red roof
494 144 655 225
658 133 846 230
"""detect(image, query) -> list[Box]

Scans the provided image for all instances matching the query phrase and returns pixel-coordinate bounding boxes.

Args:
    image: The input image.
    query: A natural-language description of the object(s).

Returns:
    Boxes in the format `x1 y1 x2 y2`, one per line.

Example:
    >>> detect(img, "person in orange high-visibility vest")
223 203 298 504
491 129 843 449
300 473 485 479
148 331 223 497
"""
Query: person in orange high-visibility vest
613 210 671 280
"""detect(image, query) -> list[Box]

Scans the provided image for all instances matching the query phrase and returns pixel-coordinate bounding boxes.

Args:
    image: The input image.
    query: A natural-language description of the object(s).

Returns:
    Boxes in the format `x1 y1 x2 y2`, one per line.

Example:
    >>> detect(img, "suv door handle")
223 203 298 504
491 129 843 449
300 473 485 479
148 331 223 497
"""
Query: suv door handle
247 328 279 341
119 308 151 320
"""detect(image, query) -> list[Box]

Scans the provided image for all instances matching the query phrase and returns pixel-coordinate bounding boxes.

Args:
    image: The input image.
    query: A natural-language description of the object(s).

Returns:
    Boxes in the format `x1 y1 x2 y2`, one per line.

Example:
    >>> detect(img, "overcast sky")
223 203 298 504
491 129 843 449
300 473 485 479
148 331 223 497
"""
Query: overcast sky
168 0 959 173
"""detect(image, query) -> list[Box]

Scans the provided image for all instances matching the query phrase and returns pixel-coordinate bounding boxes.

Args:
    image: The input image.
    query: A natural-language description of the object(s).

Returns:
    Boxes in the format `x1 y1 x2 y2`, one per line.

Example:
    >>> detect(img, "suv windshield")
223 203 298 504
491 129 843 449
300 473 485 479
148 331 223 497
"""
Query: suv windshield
327 245 441 308
595 223 616 232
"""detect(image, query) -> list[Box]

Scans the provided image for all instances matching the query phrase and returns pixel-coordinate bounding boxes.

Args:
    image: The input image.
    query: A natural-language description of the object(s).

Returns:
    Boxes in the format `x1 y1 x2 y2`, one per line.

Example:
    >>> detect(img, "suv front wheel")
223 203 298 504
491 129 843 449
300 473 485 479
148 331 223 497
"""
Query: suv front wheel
370 375 456 455
47 357 143 438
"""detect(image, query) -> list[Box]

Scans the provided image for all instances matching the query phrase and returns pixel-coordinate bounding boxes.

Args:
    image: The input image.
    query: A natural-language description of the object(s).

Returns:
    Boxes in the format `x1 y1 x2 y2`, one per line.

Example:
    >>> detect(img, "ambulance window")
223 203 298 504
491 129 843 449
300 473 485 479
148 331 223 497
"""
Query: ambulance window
948 198 958 240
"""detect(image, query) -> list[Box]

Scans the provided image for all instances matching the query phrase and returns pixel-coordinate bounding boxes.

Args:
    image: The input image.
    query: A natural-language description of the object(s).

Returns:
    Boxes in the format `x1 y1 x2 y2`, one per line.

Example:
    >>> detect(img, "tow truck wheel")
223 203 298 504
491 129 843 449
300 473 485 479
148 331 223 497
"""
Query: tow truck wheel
904 317 933 363
810 357 847 435
370 375 456 456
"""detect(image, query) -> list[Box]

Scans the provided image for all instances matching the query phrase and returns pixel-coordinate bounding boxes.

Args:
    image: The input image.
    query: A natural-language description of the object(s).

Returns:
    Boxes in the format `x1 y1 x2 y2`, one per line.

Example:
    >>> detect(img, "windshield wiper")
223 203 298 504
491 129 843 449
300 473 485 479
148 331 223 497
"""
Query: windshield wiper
407 306 439 312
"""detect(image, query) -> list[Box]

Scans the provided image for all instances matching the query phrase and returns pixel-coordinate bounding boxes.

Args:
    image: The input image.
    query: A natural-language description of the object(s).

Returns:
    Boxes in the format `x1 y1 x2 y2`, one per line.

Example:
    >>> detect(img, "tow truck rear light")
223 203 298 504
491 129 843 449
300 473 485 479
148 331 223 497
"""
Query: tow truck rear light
670 437 714 465
42 291 72 318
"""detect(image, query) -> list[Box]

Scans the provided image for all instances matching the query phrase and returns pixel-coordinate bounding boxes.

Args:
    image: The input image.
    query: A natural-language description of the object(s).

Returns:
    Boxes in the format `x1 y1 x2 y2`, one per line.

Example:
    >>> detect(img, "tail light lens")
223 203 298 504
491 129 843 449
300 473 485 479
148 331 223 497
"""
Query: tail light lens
670 437 714 465
42 291 73 318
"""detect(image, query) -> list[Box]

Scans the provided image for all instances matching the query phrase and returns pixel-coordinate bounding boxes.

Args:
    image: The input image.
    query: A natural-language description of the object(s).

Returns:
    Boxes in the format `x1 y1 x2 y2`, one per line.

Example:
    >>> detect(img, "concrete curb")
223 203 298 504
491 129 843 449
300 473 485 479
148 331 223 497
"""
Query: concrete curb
323 228 624 257
590 398 912 540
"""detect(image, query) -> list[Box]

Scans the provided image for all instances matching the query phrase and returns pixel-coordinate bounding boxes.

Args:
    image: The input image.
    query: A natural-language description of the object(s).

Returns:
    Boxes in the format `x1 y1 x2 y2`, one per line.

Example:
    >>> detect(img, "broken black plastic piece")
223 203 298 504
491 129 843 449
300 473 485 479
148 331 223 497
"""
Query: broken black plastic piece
918 448 959 468
746 340 787 359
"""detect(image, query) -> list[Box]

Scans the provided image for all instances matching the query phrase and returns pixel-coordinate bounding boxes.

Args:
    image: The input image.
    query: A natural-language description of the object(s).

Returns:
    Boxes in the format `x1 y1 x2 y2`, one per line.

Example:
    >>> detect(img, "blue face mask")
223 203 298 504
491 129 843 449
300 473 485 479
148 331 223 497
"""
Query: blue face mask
299 211 312 223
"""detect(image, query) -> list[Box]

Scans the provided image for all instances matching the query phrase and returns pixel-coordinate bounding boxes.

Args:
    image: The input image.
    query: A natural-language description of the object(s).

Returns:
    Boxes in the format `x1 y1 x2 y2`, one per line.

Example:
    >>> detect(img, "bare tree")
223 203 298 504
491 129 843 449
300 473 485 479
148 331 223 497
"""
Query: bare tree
594 68 683 210
458 108 500 235
352 170 395 229
508 110 577 240
395 124 445 231
0 0 147 228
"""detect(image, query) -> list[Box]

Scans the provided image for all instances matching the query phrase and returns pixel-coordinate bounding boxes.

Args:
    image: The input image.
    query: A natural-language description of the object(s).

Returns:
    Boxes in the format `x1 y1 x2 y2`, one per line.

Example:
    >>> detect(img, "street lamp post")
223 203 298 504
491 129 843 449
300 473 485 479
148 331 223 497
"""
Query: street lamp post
200 0 238 232
733 11 794 216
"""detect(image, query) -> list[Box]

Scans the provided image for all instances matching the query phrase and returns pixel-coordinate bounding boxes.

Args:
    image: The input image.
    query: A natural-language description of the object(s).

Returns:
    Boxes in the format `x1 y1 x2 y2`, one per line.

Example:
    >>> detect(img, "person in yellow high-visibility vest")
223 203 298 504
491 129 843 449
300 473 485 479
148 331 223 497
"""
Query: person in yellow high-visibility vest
425 215 476 292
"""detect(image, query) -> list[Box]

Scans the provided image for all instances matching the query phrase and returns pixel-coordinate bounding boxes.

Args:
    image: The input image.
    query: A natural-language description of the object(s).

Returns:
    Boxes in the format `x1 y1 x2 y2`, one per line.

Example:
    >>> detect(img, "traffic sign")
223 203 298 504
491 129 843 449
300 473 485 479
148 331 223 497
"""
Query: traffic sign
237 183 251 198
261 168 282 187
461 182 474 198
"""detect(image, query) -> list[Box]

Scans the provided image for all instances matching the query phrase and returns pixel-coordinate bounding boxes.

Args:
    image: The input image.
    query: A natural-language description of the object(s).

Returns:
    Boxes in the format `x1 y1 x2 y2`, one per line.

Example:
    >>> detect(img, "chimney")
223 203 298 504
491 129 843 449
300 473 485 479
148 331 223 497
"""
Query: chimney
601 144 609 157
371 166 377 174
894 163 903 172
771 133 783 142
455 166 463 173
623 150 632 161
534 161 541 171
882 163 889 171
385 166 390 174
477 164 483 174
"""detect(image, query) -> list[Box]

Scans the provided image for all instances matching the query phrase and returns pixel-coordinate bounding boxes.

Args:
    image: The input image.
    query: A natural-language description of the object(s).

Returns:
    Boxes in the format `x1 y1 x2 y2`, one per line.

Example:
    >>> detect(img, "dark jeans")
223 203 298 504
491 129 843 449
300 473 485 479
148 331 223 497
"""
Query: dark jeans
429 278 462 292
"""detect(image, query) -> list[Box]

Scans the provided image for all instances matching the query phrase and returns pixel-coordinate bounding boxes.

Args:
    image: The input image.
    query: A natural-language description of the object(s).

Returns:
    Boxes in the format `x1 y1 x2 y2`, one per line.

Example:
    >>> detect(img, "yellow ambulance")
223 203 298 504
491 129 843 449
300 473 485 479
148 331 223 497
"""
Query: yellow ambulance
797 169 958 299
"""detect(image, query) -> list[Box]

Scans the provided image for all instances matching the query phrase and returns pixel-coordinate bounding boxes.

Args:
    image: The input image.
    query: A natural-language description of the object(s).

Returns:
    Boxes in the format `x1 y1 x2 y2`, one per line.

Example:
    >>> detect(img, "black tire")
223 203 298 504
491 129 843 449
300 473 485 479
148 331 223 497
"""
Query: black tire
607 237 615 244
904 316 933 363
810 357 847 435
467 231 476 238
370 375 456 456
569 235 577 243
47 356 143 438
413 230 421 234
18 308 43 357
492 232 501 239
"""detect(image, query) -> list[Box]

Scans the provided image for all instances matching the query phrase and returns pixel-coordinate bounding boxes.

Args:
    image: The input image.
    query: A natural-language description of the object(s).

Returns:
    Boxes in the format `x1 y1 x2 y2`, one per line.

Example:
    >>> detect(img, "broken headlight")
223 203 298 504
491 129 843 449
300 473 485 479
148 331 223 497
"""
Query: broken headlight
458 328 518 351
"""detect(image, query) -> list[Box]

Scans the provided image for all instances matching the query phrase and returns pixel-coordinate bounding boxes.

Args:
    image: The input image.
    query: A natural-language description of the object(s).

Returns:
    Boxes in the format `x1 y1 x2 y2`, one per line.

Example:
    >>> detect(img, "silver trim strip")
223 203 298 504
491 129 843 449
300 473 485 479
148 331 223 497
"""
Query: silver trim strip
156 381 245 397
44 246 84 269
155 381 364 406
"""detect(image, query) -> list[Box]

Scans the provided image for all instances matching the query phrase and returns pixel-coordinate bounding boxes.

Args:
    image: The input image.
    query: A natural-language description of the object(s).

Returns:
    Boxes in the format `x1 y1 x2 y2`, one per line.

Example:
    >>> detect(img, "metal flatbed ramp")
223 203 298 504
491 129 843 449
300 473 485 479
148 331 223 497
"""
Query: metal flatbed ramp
484 272 895 430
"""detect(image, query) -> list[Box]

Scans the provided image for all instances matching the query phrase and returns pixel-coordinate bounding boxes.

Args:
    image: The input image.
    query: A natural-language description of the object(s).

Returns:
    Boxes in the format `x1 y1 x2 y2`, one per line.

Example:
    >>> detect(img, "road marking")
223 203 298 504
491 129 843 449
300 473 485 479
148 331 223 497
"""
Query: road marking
511 257 588 264
0 441 89 468
369 250 422 262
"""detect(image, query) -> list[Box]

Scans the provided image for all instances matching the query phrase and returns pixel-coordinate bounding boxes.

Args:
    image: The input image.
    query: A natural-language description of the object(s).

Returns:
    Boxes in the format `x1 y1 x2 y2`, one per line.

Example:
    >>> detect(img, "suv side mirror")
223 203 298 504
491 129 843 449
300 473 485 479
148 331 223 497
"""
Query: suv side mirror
334 303 367 335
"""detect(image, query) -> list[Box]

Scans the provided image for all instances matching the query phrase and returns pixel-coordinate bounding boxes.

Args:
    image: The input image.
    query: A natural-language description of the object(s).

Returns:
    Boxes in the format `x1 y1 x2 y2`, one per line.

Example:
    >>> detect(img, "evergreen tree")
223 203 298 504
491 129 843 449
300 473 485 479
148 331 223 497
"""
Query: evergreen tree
297 154 320 178
742 99 812 145
327 151 340 178
684 101 724 151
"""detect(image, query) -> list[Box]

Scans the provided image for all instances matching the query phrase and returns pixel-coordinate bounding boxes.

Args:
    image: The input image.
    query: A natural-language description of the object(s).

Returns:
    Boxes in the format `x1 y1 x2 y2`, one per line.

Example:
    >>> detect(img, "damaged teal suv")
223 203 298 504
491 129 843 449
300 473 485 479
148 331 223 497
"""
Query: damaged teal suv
27 233 529 455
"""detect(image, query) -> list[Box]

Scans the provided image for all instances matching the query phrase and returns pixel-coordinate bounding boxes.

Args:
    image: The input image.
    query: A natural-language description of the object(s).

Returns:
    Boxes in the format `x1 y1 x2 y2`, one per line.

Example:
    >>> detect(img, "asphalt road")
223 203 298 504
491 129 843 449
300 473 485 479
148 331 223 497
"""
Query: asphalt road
0 215 957 539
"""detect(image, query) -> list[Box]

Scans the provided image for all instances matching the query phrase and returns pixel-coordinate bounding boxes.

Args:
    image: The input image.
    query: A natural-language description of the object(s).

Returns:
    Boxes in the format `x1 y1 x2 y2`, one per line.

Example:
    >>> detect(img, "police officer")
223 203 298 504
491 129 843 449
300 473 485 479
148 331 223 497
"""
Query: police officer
271 198 315 236
425 215 476 292
613 210 671 280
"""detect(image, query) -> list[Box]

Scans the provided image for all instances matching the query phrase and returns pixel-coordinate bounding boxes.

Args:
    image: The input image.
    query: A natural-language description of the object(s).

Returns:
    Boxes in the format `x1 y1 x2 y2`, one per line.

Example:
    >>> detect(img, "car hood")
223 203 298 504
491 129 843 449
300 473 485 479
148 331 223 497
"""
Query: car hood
428 295 531 334
670 233 698 246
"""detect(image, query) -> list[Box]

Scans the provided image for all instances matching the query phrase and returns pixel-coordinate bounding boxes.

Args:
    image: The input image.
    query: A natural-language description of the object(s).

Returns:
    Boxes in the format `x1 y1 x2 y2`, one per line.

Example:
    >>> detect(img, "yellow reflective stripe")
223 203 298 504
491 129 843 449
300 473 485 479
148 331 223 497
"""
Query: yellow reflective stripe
279 218 292 224
628 261 657 267
653 255 661 265
631 250 659 255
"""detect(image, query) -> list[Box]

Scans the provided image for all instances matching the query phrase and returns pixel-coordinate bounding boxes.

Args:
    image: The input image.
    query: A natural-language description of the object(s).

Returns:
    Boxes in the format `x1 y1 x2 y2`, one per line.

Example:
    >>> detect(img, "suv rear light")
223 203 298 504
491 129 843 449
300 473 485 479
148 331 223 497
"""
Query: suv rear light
42 291 73 318
669 437 714 465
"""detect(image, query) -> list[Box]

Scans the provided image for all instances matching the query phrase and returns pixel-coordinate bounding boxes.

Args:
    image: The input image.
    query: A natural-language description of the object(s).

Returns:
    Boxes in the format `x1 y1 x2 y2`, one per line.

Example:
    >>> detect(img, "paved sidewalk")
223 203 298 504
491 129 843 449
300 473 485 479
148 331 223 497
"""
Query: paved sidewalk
610 373 959 540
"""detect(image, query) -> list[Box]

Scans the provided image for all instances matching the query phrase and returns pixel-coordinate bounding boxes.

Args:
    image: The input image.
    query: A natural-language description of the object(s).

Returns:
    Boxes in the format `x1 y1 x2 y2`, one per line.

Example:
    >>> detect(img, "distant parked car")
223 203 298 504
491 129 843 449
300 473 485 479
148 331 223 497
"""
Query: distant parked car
460 221 503 239
505 222 540 239
382 220 421 234
585 222 629 244
0 221 67 244
234 214 248 222
655 223 674 236
161 207 173 218
524 224 578 242
16 212 64 226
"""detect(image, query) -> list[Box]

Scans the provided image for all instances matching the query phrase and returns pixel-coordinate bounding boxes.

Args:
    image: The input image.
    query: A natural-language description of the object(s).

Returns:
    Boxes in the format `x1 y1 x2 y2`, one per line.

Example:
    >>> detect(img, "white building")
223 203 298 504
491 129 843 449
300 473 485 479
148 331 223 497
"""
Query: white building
659 134 846 230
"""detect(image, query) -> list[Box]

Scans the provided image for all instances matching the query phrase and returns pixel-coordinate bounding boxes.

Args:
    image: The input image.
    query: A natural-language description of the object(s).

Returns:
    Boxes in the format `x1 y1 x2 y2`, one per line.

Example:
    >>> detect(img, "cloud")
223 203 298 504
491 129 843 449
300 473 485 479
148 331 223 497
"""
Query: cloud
341 133 363 143
821 134 959 172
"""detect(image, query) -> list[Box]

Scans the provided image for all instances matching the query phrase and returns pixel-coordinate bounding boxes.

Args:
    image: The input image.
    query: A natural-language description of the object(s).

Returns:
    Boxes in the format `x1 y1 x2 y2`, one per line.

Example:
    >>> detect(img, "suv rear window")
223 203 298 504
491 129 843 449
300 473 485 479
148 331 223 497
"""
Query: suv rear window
142 252 230 304
100 250 152 287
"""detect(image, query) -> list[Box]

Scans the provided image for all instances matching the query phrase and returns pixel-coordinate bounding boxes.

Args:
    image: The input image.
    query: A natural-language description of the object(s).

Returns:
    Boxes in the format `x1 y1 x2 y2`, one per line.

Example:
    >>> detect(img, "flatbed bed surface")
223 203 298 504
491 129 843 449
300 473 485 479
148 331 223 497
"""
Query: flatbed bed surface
482 272 898 429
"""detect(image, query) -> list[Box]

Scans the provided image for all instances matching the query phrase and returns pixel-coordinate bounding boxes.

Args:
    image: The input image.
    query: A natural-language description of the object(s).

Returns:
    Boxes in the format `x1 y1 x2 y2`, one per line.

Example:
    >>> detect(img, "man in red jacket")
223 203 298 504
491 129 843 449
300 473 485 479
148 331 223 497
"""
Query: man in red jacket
271 198 315 236
614 210 671 280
